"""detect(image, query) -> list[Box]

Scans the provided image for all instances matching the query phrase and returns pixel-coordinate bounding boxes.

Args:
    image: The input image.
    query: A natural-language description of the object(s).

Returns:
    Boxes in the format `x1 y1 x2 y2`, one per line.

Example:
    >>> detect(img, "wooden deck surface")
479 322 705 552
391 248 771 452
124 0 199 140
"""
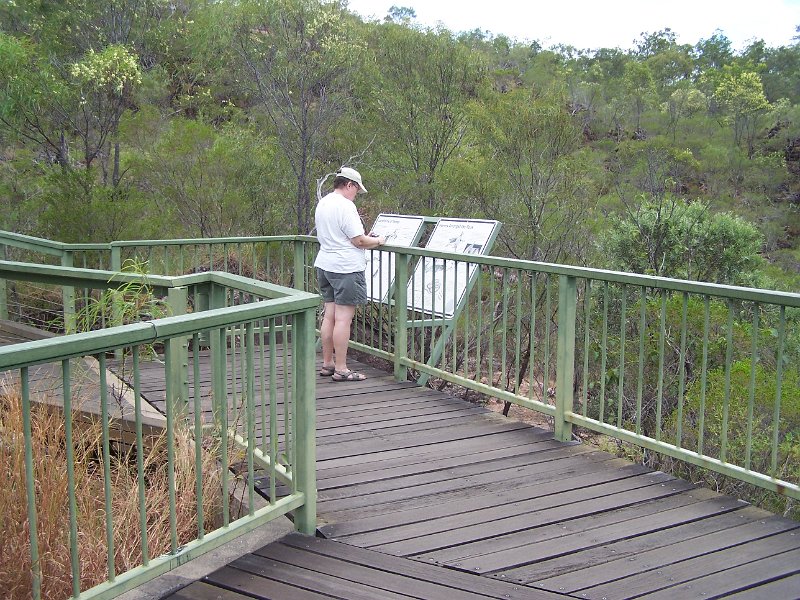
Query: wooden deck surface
6 326 795 599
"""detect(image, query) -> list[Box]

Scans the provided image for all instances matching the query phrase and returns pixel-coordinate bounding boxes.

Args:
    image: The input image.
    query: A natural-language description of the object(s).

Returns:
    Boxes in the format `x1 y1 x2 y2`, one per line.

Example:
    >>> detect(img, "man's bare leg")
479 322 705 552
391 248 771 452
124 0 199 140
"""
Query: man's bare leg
332 303 356 372
320 301 337 369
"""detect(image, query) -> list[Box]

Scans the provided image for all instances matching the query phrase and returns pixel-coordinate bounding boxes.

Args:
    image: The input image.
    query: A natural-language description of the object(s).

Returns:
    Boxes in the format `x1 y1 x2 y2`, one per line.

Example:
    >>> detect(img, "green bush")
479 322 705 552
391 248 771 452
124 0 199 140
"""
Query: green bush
665 359 800 519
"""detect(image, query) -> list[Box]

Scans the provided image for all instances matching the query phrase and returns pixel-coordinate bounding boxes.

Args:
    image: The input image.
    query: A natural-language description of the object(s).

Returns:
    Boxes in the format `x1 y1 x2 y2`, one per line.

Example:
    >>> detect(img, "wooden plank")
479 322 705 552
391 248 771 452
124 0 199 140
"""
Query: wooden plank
462 493 744 576
416 485 718 565
316 418 533 461
314 427 555 479
255 542 507 600
319 439 599 501
167 581 258 600
573 533 800 599
523 507 798 590
365 479 709 558
203 565 334 600
321 463 660 539
722 573 800 599
279 533 564 600
316 436 561 490
227 553 418 600
316 448 616 518
634 546 800 600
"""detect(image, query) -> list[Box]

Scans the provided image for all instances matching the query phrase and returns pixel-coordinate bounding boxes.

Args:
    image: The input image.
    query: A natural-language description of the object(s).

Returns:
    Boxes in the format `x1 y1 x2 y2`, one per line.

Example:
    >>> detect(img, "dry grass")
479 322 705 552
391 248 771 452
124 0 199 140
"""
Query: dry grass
0 382 223 600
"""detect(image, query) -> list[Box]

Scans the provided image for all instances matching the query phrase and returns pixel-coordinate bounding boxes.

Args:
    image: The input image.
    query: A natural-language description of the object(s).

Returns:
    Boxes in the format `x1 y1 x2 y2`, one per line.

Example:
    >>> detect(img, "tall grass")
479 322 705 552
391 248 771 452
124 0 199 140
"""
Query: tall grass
0 381 223 600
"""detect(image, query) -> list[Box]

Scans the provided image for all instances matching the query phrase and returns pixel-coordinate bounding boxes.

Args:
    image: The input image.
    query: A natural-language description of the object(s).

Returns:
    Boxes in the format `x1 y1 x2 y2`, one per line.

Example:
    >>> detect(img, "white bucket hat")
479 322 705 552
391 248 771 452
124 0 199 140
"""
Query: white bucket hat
337 167 367 194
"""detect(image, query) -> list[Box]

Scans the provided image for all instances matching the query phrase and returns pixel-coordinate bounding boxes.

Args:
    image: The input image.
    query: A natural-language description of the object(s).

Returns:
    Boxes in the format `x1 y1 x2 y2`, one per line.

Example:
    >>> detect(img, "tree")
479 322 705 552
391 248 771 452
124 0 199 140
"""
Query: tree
472 86 596 264
384 6 416 24
603 199 765 285
126 115 279 238
370 25 483 212
662 86 707 142
694 30 733 72
236 0 366 233
622 61 656 133
714 70 771 157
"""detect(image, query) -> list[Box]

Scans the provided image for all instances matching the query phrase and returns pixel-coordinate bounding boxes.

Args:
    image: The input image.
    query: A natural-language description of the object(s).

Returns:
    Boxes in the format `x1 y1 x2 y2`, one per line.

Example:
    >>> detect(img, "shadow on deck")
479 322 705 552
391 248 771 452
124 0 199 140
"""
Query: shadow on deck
160 353 799 600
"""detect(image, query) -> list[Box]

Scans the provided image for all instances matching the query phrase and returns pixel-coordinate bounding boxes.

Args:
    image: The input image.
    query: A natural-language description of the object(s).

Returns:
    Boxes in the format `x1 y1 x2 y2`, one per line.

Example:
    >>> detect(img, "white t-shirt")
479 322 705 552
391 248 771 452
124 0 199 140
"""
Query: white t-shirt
313 191 366 273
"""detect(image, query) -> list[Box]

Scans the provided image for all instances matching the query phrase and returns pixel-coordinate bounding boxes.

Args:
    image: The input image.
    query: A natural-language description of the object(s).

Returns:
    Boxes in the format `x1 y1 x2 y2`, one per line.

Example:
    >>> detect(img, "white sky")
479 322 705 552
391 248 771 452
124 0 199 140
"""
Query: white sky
346 0 800 51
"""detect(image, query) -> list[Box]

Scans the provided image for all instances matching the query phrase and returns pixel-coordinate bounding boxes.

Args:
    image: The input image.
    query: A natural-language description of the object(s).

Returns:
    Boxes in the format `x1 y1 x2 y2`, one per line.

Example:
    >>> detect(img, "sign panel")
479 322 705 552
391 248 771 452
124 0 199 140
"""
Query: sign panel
365 214 425 302
408 218 499 318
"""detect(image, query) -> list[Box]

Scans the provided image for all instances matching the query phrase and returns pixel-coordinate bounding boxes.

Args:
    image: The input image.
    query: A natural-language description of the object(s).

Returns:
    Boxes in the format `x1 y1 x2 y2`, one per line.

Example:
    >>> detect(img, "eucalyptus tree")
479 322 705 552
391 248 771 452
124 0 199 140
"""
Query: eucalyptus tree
472 85 597 264
622 60 656 134
235 0 367 233
714 70 771 158
370 24 484 212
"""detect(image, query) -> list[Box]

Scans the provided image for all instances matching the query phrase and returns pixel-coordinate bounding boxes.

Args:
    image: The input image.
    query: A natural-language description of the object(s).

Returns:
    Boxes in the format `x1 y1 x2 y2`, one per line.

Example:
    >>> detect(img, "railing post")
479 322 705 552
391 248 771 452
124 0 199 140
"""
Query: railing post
0 244 7 321
61 250 76 332
167 286 189 408
554 275 577 442
394 250 409 381
110 245 123 360
196 283 211 346
209 283 228 432
293 240 305 291
292 305 317 535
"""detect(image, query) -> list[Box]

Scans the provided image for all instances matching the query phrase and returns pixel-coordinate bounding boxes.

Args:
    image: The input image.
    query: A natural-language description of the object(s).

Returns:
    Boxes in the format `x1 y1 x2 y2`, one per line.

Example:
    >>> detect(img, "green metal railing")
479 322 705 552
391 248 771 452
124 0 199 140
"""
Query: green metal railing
1 230 798 579
377 245 800 502
0 260 317 600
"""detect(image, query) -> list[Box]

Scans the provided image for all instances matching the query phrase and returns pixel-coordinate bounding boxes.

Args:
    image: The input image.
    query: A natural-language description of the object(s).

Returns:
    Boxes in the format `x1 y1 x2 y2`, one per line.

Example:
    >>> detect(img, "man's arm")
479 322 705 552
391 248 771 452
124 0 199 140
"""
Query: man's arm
351 233 386 249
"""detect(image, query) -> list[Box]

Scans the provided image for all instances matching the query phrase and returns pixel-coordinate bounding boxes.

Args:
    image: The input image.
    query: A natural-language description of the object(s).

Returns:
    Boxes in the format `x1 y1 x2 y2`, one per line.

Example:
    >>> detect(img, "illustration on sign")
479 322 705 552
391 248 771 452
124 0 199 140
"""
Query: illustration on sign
408 219 499 317
365 214 425 302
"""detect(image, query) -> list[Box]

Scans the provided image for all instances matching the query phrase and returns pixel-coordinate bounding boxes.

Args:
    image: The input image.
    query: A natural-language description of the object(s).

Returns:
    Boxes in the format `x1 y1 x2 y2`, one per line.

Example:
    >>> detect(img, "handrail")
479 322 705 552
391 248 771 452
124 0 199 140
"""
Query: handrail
1 261 318 600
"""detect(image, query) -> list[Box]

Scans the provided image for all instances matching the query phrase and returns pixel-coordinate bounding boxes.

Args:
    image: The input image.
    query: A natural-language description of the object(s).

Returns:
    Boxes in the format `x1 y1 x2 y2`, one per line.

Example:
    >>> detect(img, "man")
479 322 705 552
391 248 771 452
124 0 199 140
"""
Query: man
314 167 386 382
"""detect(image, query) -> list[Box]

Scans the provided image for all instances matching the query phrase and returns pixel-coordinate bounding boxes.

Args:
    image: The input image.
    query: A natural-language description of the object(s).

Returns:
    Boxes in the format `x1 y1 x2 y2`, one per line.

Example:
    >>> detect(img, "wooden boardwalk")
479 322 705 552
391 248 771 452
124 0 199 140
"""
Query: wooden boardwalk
105 345 798 600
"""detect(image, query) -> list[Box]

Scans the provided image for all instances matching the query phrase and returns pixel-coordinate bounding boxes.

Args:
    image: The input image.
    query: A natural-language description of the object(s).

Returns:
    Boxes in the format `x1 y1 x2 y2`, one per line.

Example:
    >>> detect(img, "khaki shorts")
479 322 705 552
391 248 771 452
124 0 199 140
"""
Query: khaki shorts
316 268 368 306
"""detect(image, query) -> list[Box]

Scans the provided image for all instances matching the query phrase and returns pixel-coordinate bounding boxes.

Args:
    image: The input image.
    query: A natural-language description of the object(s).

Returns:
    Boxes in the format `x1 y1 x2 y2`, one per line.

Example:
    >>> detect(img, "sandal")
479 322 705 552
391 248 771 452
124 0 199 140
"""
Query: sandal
319 365 335 377
331 369 367 382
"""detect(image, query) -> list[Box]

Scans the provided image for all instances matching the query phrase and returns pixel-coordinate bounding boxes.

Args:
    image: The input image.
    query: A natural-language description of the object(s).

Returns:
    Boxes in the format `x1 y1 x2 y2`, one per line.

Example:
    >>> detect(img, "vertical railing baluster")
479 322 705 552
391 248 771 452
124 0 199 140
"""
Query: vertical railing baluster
616 285 627 429
476 266 483 385
771 306 786 474
163 343 178 552
63 359 80 597
269 319 278 503
582 279 591 417
501 268 509 389
676 292 689 448
514 269 522 396
282 315 292 473
463 261 470 382
21 367 42 600
246 321 256 514
721 300 734 463
555 275 577 442
635 286 647 435
745 304 760 470
599 281 609 423
192 334 204 540
655 291 667 441
99 354 115 583
529 273 537 403
259 319 267 457
698 296 710 456
488 264 495 387
543 275 552 402
133 348 149 564
394 251 408 381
